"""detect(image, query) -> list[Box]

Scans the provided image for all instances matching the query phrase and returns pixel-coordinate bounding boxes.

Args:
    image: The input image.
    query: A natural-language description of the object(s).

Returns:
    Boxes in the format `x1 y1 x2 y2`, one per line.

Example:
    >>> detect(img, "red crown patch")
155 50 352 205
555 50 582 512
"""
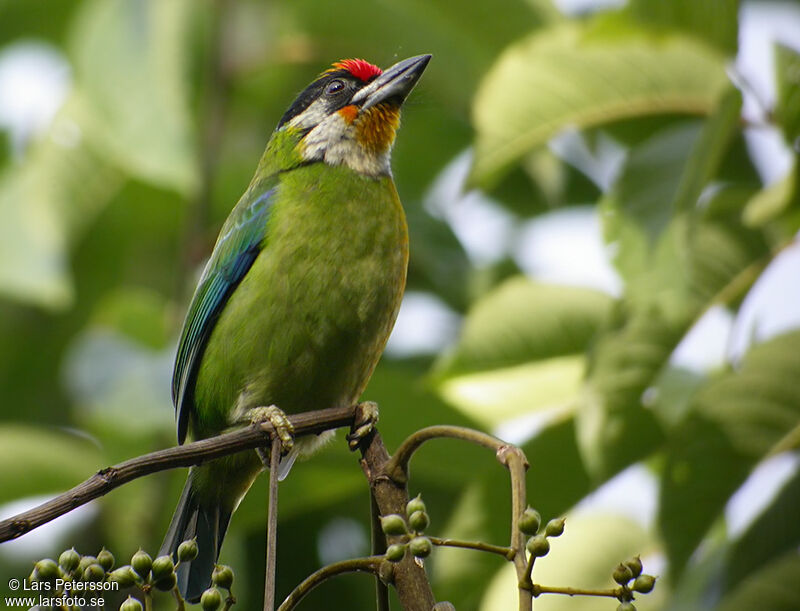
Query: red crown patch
332 58 382 82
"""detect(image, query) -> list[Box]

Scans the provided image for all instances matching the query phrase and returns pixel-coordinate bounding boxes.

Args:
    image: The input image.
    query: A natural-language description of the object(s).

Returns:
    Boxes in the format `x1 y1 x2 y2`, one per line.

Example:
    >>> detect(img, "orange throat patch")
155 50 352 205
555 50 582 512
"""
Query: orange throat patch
354 104 400 154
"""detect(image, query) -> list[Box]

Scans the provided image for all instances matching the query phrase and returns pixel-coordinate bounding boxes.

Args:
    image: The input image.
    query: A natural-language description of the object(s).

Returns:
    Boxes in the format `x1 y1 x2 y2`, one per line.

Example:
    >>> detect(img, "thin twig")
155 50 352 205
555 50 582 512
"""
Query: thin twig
264 437 282 611
384 425 506 484
428 536 514 560
523 553 536 589
531 584 627 599
497 446 531 611
171 586 186 611
277 556 383 611
0 405 357 542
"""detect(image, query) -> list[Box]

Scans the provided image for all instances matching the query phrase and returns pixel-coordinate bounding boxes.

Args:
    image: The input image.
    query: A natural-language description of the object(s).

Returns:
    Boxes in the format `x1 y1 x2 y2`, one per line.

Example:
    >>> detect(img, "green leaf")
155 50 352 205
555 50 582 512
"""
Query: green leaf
0 95 123 308
718 551 800 611
603 90 743 304
434 278 612 426
774 43 800 145
0 425 102 504
578 90 765 479
437 277 613 377
724 463 800 597
577 307 675 479
470 21 729 187
69 0 198 194
627 0 740 54
660 331 800 579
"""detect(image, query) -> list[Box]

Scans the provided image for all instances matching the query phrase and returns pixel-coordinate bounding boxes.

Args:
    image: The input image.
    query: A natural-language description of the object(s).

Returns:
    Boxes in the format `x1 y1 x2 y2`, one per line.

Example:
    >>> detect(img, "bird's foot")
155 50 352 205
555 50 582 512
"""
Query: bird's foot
247 405 295 463
346 401 379 451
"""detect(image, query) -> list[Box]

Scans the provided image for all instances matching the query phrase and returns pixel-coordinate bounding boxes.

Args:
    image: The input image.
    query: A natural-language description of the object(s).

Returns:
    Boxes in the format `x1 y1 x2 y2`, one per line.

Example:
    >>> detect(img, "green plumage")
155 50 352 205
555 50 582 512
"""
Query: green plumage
161 127 408 599
162 54 429 601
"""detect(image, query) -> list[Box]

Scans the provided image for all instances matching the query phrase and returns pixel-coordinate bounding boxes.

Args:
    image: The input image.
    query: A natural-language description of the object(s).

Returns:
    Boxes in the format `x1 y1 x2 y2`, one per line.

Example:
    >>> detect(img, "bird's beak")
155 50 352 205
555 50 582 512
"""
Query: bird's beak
352 54 431 111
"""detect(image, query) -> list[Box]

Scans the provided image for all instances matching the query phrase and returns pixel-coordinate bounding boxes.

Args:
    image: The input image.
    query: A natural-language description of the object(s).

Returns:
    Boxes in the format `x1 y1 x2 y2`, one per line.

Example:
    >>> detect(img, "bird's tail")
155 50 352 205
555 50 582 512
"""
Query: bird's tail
160 472 232 602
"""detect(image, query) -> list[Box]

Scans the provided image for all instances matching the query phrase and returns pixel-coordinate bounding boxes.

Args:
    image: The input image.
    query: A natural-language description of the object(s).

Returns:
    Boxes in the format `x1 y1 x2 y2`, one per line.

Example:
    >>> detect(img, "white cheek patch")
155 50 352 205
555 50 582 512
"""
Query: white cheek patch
299 112 391 177
288 99 329 131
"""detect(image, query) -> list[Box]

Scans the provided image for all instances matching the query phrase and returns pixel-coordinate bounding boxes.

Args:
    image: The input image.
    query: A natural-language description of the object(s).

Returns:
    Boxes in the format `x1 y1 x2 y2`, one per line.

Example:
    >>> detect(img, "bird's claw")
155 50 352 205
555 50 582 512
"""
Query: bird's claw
347 401 379 451
247 405 295 457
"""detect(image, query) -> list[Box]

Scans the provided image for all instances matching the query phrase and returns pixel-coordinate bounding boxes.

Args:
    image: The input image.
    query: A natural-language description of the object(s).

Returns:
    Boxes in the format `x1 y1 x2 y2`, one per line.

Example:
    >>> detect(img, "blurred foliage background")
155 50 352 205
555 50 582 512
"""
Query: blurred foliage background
1 0 799 609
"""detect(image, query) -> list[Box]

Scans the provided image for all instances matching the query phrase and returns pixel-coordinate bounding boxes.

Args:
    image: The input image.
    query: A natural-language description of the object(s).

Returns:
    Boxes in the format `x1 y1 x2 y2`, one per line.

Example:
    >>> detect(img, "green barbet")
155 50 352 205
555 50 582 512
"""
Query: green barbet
160 54 431 599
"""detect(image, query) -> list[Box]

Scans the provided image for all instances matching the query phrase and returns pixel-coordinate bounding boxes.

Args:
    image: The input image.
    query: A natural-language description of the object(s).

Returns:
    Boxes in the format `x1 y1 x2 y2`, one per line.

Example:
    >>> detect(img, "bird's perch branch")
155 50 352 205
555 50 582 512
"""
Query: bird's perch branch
0 405 357 543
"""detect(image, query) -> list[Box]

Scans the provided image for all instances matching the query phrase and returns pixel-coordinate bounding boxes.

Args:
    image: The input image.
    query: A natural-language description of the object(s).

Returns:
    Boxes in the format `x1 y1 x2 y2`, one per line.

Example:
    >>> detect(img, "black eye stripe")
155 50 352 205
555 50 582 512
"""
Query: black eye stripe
278 70 360 128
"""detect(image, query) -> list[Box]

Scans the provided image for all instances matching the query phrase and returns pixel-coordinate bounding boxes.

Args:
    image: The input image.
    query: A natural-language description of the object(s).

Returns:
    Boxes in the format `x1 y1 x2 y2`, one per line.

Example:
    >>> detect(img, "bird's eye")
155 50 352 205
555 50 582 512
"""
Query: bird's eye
325 79 344 95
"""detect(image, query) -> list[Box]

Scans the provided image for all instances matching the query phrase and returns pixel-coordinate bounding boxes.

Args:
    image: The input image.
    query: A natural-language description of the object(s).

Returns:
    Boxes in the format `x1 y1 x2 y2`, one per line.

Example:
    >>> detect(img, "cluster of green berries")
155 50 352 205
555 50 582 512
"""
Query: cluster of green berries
30 547 115 584
612 555 657 611
31 540 235 610
518 506 565 559
380 494 432 563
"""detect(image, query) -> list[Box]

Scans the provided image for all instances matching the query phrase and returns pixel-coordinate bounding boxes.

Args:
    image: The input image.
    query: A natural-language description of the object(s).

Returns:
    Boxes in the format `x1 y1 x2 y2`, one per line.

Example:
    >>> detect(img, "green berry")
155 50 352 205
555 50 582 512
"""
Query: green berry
544 517 566 537
151 555 175 580
131 550 152 579
409 536 432 559
59 548 81 573
526 535 550 557
177 539 199 562
406 494 426 517
380 514 408 536
633 574 656 593
78 556 98 573
108 566 138 588
613 562 634 585
34 559 59 581
519 507 541 535
617 603 636 611
83 563 105 582
385 544 406 563
408 510 430 532
625 555 643 578
212 565 234 590
201 587 223 611
120 596 143 611
153 572 178 592
97 548 115 571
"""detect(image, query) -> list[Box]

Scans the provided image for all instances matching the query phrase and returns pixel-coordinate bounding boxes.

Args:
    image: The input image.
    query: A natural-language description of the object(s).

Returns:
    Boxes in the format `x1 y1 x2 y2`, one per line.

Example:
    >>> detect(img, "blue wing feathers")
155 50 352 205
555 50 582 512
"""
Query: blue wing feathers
173 187 276 443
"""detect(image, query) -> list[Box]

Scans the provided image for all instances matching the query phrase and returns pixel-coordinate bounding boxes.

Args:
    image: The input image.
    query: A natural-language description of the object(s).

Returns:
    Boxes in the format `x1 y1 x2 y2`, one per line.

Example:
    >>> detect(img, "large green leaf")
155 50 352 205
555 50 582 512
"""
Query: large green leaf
626 0 739 55
434 277 612 426
470 20 729 187
69 0 198 194
578 94 754 480
659 331 800 580
436 277 612 377
0 95 123 308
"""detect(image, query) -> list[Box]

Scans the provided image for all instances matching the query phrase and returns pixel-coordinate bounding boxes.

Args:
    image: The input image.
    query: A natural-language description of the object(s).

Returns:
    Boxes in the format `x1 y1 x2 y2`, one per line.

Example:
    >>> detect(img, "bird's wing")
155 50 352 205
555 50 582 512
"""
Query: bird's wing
172 186 276 443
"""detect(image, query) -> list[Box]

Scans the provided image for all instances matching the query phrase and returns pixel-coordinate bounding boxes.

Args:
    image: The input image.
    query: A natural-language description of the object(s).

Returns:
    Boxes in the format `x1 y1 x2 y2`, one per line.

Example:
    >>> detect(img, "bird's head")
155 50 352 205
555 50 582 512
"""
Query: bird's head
277 54 431 177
